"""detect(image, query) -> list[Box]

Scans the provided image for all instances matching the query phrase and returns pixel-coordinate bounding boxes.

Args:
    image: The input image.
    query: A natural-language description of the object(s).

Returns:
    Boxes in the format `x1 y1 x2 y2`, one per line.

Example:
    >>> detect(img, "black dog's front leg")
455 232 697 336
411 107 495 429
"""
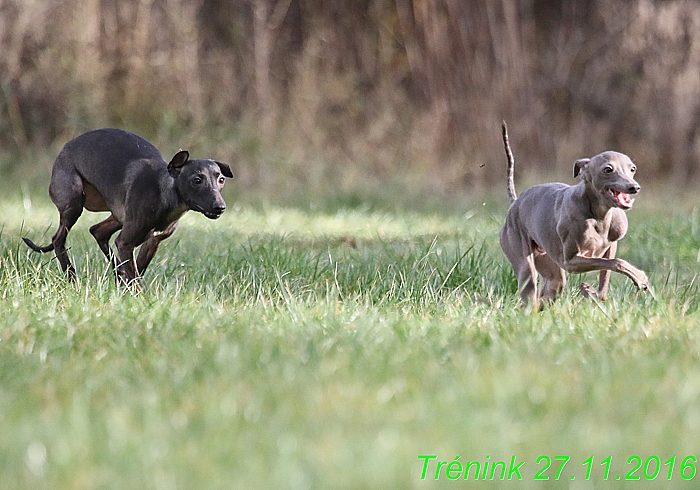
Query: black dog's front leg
136 220 180 275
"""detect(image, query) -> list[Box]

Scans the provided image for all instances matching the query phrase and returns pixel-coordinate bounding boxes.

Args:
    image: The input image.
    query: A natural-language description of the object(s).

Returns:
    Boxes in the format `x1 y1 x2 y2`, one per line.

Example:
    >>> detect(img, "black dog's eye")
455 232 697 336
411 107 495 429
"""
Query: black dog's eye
192 176 203 185
603 165 614 173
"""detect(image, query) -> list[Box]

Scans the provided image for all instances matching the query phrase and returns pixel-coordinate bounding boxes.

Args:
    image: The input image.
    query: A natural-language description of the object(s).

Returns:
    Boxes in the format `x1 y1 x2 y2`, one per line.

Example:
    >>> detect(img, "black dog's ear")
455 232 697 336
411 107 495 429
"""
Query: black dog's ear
168 150 189 175
215 161 234 178
573 158 590 178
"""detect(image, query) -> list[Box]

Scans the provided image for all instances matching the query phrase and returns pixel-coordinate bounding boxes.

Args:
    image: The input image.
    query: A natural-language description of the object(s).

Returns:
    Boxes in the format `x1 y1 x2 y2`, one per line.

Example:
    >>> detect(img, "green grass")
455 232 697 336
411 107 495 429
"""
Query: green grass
2 194 700 489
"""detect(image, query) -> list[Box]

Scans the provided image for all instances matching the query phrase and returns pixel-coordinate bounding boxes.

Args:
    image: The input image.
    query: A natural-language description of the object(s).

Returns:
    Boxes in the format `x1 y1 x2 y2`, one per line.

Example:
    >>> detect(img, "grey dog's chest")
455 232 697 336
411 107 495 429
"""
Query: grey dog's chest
594 208 627 242
577 211 627 256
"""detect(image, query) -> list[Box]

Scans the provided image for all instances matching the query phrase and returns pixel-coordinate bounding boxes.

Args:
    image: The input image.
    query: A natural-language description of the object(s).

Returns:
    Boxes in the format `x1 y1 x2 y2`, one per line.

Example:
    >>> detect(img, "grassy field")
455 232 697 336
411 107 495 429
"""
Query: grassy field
2 189 700 489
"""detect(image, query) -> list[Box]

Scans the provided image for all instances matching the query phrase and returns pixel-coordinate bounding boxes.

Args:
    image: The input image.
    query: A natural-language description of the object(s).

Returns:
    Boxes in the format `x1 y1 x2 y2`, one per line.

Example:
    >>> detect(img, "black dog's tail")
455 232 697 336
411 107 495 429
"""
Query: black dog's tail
23 237 54 253
502 121 517 204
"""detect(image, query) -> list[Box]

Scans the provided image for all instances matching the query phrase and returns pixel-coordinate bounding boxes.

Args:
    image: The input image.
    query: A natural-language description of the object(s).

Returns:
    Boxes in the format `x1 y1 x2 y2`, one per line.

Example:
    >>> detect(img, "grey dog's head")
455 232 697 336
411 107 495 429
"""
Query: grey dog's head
168 151 234 219
574 151 640 210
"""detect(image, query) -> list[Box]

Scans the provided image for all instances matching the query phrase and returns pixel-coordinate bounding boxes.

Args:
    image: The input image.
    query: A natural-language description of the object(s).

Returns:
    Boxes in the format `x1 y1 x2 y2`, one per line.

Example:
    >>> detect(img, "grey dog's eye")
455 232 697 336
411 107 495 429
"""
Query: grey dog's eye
603 165 613 173
630 166 637 173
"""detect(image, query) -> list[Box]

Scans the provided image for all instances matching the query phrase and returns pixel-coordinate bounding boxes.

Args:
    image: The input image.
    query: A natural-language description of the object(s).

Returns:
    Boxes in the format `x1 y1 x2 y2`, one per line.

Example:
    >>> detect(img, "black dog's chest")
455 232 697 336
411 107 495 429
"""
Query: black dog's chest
155 205 187 232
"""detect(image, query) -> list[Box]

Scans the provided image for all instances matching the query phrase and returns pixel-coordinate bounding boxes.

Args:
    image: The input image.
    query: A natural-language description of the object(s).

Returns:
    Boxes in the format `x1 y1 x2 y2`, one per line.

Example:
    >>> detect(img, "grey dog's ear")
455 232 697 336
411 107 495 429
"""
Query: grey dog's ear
573 158 590 178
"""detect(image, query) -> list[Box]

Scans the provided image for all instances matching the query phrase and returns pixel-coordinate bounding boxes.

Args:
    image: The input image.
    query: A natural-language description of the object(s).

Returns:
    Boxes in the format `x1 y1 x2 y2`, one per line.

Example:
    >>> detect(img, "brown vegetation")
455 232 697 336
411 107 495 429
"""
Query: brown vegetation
2 0 700 197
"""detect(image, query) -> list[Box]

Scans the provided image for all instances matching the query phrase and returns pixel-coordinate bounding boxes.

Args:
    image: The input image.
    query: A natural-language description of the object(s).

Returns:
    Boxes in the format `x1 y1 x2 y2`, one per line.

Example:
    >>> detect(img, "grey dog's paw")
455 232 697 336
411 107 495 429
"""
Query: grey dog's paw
636 274 655 299
633 271 651 292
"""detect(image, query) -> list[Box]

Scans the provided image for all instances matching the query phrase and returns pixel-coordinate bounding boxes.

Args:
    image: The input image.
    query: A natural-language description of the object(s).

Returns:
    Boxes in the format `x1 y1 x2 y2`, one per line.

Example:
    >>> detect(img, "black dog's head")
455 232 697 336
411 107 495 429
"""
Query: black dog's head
168 151 233 219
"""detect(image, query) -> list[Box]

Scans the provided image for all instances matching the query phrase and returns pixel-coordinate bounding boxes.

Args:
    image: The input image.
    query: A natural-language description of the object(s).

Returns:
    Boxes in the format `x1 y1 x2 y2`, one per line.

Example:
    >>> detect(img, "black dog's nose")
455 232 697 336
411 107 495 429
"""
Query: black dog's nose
628 184 641 194
213 204 226 214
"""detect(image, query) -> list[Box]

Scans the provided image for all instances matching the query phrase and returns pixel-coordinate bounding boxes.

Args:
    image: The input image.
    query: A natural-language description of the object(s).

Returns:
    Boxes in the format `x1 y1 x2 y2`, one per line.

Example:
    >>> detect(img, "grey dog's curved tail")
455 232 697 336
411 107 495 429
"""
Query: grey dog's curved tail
502 121 517 203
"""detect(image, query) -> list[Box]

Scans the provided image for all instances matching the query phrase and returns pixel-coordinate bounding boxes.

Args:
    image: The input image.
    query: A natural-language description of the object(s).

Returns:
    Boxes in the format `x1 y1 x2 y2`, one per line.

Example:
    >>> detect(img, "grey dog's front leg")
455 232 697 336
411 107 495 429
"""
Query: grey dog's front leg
564 254 650 292
594 242 616 300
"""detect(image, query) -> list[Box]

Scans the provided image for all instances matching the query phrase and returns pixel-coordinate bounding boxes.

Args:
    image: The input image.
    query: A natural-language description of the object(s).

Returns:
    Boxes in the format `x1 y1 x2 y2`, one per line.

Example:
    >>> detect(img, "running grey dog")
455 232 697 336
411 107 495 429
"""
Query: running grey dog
23 128 233 285
499 122 650 308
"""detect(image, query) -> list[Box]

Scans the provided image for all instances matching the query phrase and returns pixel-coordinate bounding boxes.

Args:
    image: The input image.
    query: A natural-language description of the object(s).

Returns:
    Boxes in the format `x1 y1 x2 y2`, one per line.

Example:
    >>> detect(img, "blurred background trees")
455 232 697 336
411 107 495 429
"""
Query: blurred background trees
1 0 700 199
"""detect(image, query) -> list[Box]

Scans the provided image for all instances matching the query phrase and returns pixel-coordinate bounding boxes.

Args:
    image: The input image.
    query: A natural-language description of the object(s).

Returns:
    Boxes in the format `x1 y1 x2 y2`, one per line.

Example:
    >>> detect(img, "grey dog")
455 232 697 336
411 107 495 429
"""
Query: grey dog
23 128 233 284
499 122 650 308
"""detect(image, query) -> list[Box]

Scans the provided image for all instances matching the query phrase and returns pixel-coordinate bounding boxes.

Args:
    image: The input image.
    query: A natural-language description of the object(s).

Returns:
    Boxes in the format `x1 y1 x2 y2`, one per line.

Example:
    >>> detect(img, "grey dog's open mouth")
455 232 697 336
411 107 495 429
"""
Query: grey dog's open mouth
607 188 634 209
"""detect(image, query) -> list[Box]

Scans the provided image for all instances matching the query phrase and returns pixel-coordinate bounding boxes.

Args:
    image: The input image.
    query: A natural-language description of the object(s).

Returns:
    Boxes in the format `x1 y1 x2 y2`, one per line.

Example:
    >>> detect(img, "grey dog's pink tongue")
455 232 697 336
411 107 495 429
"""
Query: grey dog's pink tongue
617 192 632 207
611 190 632 207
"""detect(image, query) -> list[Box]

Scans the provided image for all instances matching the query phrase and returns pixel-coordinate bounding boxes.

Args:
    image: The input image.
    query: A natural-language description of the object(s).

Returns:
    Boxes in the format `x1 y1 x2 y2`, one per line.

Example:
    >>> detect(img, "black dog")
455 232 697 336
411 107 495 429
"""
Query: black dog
24 128 233 284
